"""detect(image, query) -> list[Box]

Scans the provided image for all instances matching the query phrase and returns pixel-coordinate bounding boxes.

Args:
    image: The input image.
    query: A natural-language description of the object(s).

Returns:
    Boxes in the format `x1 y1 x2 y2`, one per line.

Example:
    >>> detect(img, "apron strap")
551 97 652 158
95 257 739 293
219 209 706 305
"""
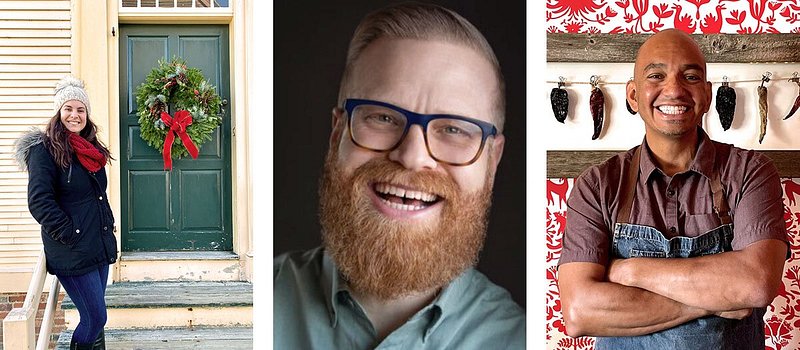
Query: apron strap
616 146 641 225
711 147 732 225
615 140 733 227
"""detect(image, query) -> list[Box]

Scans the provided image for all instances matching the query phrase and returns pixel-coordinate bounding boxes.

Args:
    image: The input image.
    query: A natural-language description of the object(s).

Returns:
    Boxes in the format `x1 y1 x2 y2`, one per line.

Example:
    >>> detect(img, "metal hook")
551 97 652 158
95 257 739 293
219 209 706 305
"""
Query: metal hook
558 76 566 88
760 72 771 87
590 75 599 87
722 75 729 87
790 72 800 84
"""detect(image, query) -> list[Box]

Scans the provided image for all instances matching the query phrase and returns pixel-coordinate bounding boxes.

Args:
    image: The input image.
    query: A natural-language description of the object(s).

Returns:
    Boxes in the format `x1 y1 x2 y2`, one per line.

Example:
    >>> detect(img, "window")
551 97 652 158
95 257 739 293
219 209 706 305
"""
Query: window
121 0 229 8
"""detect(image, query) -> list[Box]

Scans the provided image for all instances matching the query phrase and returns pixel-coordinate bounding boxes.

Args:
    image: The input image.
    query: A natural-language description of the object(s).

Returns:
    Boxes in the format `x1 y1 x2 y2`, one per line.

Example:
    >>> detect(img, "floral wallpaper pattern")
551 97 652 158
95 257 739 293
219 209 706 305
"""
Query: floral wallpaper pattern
546 178 800 350
545 0 800 33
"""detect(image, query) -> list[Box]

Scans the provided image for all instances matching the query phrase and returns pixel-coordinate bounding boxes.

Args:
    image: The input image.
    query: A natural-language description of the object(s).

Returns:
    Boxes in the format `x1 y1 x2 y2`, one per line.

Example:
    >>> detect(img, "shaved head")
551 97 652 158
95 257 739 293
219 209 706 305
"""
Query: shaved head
626 29 712 141
634 29 707 82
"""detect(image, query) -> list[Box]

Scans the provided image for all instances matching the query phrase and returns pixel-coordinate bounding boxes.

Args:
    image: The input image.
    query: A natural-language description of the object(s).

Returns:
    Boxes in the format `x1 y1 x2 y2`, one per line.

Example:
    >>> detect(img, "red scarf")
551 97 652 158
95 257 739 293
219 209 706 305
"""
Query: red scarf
68 133 107 172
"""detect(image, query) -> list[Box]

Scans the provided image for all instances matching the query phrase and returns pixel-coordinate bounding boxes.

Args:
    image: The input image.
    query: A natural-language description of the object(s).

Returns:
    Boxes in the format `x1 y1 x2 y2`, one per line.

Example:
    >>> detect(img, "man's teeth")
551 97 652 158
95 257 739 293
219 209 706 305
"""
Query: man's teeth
374 183 437 202
658 105 687 115
381 200 425 211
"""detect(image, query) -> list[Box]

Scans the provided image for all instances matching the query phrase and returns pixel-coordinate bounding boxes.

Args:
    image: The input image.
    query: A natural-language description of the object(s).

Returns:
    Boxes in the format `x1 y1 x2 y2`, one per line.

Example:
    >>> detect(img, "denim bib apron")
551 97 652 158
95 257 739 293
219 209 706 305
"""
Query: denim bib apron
595 146 765 350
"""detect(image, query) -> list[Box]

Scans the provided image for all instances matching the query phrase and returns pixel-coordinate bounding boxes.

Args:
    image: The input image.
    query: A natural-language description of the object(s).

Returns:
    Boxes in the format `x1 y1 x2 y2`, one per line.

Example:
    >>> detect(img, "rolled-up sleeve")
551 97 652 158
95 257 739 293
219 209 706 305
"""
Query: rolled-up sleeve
559 169 612 266
731 153 787 250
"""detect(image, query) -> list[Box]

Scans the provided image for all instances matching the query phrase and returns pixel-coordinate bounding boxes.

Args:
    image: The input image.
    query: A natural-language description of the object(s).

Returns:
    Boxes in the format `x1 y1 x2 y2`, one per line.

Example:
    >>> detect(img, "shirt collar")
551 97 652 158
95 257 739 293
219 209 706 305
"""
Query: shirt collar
638 127 716 181
320 250 471 341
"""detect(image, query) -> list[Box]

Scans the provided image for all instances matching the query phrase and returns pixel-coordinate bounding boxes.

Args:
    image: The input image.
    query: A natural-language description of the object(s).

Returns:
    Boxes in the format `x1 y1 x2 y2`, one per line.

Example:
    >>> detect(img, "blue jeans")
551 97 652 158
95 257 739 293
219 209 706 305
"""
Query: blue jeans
56 264 109 344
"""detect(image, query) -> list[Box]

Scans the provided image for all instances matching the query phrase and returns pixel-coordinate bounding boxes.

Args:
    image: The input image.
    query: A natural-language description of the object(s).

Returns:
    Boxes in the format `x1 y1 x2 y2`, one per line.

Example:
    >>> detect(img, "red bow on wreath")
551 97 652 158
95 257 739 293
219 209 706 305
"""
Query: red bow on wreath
161 110 199 170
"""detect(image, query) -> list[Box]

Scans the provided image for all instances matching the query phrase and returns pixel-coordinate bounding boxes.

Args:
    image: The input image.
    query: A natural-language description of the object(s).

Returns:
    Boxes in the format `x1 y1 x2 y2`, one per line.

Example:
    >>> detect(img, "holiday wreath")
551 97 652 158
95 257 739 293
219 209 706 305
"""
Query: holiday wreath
135 57 223 169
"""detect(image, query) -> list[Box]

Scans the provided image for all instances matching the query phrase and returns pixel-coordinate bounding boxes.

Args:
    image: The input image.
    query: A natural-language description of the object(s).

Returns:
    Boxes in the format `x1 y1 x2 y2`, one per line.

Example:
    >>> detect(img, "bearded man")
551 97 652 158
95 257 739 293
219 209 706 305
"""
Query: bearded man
273 3 525 349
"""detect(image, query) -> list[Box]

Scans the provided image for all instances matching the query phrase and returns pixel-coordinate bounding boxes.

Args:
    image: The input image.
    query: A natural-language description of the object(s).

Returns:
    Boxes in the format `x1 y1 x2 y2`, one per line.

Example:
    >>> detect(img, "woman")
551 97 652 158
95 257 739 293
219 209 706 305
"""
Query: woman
14 76 117 350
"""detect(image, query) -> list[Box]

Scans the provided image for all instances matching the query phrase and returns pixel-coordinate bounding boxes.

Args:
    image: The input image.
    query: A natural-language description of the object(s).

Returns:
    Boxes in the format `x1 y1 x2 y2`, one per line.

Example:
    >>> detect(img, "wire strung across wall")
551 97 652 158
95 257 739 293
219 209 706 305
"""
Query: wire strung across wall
546 72 798 85
548 72 800 142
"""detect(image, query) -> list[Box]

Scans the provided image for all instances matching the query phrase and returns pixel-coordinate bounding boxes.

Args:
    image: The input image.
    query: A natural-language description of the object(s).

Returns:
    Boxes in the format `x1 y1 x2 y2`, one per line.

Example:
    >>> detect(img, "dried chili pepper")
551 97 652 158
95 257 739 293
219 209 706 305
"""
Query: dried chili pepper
589 75 604 140
784 73 800 120
715 76 736 131
550 77 569 123
758 72 771 144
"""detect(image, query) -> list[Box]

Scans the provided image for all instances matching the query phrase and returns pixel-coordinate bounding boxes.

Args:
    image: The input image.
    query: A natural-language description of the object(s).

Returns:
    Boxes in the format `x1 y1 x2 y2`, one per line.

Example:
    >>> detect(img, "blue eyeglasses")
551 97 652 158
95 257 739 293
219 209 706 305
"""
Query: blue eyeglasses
343 98 498 166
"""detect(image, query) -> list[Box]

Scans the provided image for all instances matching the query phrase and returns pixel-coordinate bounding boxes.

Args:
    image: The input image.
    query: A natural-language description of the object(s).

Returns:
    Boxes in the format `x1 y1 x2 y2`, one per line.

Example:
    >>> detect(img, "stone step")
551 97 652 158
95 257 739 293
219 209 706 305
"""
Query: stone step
55 326 252 350
62 281 252 329
118 251 242 282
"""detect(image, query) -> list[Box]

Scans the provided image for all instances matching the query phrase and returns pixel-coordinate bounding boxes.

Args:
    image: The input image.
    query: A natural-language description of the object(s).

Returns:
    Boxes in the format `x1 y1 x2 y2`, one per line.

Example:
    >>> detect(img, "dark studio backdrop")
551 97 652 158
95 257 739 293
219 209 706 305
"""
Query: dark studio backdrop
273 0 527 308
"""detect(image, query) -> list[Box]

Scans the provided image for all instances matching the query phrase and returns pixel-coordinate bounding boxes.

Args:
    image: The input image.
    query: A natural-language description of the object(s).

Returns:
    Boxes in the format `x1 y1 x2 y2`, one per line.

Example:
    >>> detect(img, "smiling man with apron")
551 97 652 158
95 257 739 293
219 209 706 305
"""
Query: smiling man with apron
557 29 788 350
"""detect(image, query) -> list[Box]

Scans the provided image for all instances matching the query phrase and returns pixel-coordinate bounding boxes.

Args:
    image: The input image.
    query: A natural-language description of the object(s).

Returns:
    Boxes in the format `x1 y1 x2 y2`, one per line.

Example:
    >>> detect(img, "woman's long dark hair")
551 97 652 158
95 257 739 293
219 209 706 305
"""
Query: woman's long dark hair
45 109 113 169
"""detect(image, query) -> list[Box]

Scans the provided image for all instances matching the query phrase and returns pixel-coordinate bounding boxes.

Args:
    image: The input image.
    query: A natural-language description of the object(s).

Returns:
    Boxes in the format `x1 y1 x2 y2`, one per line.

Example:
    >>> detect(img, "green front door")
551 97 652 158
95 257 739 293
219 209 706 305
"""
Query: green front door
119 25 232 252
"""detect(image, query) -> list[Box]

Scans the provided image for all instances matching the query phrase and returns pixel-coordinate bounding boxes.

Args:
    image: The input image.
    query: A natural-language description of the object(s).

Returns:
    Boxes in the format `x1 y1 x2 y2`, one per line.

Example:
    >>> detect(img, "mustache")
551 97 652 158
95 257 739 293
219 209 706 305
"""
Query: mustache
347 157 459 200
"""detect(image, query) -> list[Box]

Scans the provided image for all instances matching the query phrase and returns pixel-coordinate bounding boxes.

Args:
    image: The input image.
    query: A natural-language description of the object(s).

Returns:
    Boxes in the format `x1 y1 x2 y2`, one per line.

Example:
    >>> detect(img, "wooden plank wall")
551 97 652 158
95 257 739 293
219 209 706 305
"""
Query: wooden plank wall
546 33 800 178
547 150 800 178
547 33 800 63
0 0 72 270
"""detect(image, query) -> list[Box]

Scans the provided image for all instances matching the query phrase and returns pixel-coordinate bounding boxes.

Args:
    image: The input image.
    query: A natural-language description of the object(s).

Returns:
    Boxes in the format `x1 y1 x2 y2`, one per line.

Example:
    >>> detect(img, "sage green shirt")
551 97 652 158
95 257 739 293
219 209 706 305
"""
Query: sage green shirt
273 247 525 349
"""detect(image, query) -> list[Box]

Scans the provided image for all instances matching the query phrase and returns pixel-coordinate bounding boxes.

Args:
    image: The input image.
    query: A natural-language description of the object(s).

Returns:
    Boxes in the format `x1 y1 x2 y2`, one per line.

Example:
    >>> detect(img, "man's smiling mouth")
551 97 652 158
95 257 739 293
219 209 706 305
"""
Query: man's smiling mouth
373 182 441 211
656 105 688 115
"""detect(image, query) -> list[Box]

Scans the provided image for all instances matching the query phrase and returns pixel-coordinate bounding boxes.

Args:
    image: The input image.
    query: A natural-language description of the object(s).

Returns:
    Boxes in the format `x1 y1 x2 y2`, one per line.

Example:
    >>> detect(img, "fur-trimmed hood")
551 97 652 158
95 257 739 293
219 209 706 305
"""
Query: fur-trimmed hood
14 127 46 171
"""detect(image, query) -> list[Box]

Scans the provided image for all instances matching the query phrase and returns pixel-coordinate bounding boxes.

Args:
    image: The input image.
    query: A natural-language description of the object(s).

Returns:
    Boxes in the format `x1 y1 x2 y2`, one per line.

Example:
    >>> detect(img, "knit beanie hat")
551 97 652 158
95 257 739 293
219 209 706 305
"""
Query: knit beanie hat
53 75 90 115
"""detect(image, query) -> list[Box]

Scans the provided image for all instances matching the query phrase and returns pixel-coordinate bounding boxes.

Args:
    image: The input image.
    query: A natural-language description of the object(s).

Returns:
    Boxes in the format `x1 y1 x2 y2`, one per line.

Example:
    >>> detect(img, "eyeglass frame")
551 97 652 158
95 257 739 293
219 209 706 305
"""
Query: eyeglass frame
343 98 498 166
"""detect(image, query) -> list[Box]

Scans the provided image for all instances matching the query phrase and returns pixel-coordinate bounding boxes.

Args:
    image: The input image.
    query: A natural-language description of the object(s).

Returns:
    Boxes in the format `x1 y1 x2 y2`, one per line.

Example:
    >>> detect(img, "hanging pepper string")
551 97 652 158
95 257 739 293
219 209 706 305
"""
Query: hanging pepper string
547 73 798 85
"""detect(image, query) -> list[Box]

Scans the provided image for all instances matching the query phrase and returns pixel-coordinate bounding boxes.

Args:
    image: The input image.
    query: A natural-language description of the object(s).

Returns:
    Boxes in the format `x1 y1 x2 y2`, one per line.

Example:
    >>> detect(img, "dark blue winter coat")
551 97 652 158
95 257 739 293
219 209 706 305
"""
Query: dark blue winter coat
15 129 117 276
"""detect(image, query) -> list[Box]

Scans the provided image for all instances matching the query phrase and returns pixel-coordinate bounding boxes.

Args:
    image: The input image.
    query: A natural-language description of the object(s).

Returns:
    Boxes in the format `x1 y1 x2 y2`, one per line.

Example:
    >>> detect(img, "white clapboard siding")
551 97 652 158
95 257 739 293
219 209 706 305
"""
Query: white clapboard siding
0 20 70 30
0 209 28 217
0 29 70 38
0 0 71 276
0 1 71 10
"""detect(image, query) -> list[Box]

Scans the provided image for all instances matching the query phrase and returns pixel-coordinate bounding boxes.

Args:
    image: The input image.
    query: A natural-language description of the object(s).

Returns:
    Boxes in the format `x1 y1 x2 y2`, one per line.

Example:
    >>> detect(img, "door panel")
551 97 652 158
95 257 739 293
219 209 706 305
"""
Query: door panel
128 126 162 158
179 170 223 230
129 171 170 230
180 37 222 85
127 37 169 114
120 25 232 252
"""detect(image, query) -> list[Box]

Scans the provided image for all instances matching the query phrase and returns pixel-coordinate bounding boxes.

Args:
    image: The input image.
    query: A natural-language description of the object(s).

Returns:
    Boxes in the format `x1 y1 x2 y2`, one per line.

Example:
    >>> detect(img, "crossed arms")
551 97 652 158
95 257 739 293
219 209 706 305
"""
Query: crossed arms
558 239 786 337
558 156 788 337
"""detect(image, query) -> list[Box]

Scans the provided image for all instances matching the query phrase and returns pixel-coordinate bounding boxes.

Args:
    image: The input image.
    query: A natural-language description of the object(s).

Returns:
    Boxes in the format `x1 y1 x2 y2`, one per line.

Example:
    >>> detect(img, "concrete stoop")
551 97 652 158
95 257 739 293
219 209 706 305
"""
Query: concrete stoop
54 326 253 350
117 252 242 282
56 280 253 348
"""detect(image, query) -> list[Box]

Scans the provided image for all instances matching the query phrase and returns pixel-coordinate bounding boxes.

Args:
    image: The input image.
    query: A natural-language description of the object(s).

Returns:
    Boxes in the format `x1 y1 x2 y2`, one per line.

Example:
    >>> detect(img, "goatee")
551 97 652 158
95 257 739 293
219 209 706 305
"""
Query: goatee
319 151 493 300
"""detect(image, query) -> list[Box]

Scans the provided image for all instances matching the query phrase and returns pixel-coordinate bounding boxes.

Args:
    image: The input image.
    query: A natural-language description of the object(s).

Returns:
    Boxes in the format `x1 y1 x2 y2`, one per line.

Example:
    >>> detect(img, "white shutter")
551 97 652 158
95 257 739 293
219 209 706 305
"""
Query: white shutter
0 0 71 269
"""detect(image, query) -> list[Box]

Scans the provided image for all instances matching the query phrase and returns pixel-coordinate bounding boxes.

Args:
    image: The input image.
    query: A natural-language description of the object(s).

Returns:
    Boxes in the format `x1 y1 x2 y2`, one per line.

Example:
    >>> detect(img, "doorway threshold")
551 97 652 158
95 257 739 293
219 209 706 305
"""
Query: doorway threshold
121 251 238 261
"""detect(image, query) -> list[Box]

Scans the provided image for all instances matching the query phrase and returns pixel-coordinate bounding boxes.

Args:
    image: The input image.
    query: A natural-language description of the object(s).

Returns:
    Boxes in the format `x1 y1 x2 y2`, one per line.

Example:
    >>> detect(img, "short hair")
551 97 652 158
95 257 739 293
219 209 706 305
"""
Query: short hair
337 2 506 131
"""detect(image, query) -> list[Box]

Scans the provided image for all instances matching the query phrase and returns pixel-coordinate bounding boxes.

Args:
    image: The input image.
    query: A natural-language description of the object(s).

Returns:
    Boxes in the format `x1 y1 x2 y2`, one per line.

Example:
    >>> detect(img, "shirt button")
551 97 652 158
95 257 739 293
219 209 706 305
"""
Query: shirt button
99 196 103 200
103 226 108 231
75 229 80 233
667 188 675 197
669 227 677 233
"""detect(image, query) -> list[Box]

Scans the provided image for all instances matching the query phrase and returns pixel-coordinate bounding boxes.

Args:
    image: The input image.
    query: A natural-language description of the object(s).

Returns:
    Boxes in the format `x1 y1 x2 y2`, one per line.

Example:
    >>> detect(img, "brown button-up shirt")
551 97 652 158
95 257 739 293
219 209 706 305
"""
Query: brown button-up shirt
559 129 787 266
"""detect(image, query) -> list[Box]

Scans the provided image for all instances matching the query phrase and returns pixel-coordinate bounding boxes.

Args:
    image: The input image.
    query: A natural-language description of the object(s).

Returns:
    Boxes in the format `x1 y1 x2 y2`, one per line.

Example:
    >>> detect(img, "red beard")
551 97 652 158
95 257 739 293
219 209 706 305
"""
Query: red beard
319 151 493 300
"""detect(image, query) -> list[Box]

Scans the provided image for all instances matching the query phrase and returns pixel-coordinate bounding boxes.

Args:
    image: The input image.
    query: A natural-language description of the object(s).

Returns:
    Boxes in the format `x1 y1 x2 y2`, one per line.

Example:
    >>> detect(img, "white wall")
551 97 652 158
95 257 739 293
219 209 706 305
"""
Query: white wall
545 62 800 150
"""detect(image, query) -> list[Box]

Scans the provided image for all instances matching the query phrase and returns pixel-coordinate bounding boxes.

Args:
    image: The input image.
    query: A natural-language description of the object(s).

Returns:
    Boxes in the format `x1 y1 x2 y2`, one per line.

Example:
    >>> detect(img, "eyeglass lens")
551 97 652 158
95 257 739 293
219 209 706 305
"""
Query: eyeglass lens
350 104 484 164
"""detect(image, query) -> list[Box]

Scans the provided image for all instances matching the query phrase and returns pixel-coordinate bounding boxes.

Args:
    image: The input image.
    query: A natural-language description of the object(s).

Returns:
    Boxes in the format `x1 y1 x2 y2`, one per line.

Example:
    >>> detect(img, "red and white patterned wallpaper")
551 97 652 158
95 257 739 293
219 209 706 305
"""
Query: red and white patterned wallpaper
546 178 800 350
545 0 800 33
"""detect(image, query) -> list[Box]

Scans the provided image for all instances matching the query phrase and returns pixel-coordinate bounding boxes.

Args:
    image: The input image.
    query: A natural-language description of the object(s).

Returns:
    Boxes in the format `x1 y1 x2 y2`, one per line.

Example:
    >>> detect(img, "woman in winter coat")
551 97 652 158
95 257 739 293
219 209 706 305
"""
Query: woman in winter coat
15 76 117 350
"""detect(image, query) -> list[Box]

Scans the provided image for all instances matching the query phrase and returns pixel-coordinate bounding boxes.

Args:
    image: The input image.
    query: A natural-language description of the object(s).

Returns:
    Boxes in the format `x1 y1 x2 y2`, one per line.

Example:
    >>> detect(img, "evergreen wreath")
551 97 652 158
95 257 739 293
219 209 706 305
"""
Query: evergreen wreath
135 57 223 159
